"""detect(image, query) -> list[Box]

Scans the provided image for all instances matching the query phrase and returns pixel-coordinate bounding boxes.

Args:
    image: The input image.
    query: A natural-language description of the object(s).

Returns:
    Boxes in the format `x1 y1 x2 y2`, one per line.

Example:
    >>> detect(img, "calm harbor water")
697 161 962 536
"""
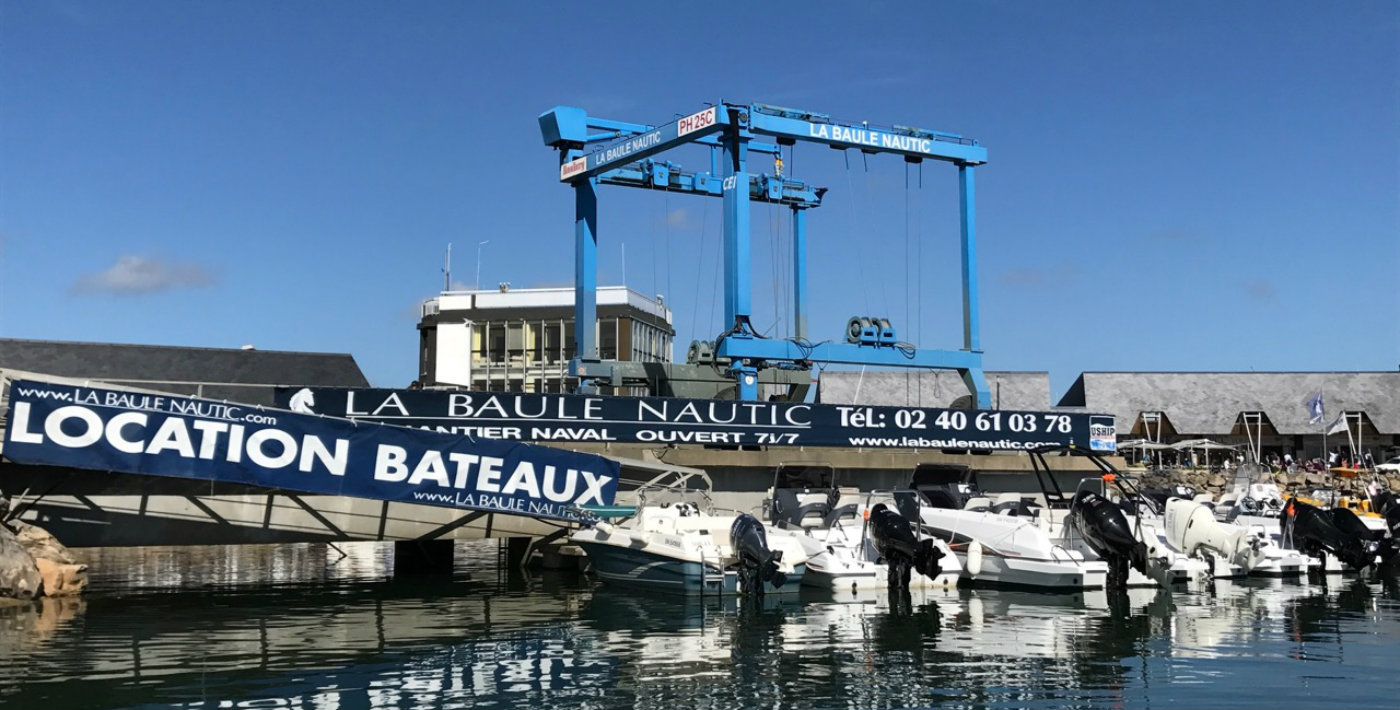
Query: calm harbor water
2 542 1399 709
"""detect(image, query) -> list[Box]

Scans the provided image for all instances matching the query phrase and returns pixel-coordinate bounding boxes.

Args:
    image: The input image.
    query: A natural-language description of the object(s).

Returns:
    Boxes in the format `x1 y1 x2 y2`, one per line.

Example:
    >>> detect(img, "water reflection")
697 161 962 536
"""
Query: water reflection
0 542 1398 709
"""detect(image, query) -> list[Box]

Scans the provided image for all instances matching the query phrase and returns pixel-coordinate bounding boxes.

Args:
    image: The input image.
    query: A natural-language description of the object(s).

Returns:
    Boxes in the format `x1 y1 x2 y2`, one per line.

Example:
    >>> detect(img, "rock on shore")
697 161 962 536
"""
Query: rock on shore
0 518 88 600
0 526 43 601
1132 467 1400 504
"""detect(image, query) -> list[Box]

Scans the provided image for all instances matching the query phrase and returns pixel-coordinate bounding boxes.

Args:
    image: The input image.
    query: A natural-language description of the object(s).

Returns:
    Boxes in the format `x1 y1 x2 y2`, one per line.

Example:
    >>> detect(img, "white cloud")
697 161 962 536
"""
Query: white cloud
71 255 217 296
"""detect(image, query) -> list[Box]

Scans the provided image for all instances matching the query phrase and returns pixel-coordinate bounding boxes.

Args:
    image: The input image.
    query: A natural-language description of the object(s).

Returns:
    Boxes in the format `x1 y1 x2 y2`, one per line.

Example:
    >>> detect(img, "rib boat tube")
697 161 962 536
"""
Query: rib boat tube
731 513 788 596
868 503 945 590
1281 498 1378 572
1067 490 1148 589
1165 499 1267 575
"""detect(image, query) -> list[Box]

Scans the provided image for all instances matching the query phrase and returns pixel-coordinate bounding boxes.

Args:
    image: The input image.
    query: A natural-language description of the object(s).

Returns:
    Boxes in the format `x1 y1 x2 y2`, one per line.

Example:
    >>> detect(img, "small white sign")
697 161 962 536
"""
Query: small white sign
677 106 718 137
559 156 587 181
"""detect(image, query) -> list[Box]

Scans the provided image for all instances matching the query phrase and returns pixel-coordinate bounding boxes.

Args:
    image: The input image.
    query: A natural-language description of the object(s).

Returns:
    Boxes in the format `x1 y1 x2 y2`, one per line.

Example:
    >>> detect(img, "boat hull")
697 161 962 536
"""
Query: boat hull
960 549 1109 590
576 540 805 596
802 554 959 591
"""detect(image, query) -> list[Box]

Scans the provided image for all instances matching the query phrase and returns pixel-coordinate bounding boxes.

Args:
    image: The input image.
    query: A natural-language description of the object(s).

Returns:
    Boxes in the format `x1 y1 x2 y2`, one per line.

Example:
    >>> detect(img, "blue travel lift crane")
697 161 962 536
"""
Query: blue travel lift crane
539 101 991 408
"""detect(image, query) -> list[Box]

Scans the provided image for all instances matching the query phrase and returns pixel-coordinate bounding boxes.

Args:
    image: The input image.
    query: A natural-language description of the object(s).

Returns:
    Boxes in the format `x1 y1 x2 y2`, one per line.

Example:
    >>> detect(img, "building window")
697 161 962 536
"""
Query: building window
599 317 618 360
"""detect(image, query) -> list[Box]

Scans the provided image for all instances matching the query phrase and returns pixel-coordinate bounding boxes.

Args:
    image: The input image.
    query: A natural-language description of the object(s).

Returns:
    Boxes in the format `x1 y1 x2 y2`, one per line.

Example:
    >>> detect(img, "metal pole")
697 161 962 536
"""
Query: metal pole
575 179 599 363
792 207 807 340
475 240 489 291
722 129 751 331
958 165 980 353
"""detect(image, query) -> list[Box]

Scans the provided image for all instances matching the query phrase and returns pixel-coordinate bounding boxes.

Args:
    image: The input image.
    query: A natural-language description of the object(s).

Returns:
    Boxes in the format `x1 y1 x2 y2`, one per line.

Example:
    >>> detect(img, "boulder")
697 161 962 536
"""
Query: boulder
1208 475 1227 489
11 521 78 565
9 522 86 596
0 526 42 600
34 558 87 597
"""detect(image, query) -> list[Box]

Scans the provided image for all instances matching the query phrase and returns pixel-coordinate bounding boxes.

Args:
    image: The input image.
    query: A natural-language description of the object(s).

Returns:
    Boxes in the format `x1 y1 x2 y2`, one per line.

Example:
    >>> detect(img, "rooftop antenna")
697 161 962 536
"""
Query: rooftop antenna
475 240 490 291
443 243 452 292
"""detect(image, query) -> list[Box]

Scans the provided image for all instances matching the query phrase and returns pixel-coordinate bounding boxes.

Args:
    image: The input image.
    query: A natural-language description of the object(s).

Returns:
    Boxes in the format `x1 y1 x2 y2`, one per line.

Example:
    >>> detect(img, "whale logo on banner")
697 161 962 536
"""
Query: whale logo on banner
2 380 619 522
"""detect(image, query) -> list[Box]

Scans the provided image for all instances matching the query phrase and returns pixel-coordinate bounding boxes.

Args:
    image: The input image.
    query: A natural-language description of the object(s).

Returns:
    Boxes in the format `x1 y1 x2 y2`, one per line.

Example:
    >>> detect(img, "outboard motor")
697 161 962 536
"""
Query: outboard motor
1281 499 1377 572
1384 495 1400 535
1379 495 1400 565
730 514 787 596
1165 498 1266 574
868 503 944 590
1067 489 1148 589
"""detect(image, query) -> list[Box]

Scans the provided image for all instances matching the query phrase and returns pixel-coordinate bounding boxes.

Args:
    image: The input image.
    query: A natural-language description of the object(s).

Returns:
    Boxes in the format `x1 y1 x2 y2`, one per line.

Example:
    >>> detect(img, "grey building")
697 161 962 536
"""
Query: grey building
0 338 369 405
818 371 1052 410
1058 372 1400 462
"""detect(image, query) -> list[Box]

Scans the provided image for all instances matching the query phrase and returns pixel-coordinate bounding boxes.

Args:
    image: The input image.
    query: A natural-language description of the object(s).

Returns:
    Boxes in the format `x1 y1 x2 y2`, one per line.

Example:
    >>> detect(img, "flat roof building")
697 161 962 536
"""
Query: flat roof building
819 371 1052 411
416 285 674 394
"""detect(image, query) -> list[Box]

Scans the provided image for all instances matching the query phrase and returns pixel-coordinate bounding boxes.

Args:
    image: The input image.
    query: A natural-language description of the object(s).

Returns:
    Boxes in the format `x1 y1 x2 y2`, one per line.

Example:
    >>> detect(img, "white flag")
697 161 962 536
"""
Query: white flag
1327 413 1349 436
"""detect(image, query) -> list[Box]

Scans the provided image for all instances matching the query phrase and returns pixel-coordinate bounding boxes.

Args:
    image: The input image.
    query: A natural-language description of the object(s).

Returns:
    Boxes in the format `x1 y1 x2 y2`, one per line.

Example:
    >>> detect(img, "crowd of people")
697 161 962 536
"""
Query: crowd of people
1133 448 1381 475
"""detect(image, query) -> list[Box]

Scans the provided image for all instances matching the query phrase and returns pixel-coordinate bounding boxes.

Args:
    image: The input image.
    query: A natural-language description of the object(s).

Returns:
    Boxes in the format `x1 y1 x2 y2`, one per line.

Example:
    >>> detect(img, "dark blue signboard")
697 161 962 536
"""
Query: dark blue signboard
3 380 619 522
273 387 1117 453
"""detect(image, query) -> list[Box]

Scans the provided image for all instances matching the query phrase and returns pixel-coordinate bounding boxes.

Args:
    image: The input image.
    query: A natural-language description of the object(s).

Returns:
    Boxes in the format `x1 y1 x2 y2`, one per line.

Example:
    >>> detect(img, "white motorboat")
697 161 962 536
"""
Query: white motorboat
1214 466 1377 573
910 464 1109 591
1052 475 1210 588
571 469 808 596
1017 447 1209 588
1163 497 1307 577
797 494 961 591
762 465 960 591
1043 451 1304 581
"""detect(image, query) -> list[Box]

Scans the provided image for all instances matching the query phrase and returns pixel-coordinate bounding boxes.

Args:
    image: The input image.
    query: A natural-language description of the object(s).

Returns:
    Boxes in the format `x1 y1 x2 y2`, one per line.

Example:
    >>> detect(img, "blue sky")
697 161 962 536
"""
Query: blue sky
2 2 1396 398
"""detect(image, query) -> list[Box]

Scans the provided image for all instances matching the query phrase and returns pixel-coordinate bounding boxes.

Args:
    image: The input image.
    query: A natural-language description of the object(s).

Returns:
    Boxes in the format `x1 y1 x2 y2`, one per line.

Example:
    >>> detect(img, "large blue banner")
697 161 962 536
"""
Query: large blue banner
272 387 1117 453
2 380 619 522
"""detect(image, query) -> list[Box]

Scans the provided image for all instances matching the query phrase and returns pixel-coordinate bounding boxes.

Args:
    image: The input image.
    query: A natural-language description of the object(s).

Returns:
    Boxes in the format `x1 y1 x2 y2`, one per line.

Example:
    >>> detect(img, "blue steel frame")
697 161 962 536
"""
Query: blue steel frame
539 102 990 407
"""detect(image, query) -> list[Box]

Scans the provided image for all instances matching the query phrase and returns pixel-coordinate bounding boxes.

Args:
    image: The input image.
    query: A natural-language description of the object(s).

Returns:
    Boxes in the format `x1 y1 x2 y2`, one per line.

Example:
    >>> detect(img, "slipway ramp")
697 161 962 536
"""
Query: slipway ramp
0 371 687 548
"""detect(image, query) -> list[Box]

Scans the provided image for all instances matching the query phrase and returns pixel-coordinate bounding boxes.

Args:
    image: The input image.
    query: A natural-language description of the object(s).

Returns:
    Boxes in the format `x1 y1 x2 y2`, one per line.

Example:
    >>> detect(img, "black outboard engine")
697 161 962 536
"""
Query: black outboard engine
730 513 787 596
1381 496 1400 566
1067 489 1148 589
1281 499 1377 572
1142 485 1196 510
869 503 944 590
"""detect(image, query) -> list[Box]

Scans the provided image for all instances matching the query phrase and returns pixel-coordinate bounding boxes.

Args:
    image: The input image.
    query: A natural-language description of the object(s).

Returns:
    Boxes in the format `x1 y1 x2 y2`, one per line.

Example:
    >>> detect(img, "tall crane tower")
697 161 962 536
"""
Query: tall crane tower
540 101 990 408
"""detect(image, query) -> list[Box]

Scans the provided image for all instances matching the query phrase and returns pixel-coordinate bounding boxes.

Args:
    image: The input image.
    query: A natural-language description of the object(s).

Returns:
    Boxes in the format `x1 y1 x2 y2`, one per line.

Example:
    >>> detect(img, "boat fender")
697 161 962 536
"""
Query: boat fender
966 540 983 577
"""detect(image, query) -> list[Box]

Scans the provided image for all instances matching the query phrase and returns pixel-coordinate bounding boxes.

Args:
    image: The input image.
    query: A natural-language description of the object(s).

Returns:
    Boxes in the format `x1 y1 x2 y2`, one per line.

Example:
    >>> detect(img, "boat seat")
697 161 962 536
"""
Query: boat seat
992 497 1041 517
824 503 861 528
964 496 993 513
771 488 835 528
